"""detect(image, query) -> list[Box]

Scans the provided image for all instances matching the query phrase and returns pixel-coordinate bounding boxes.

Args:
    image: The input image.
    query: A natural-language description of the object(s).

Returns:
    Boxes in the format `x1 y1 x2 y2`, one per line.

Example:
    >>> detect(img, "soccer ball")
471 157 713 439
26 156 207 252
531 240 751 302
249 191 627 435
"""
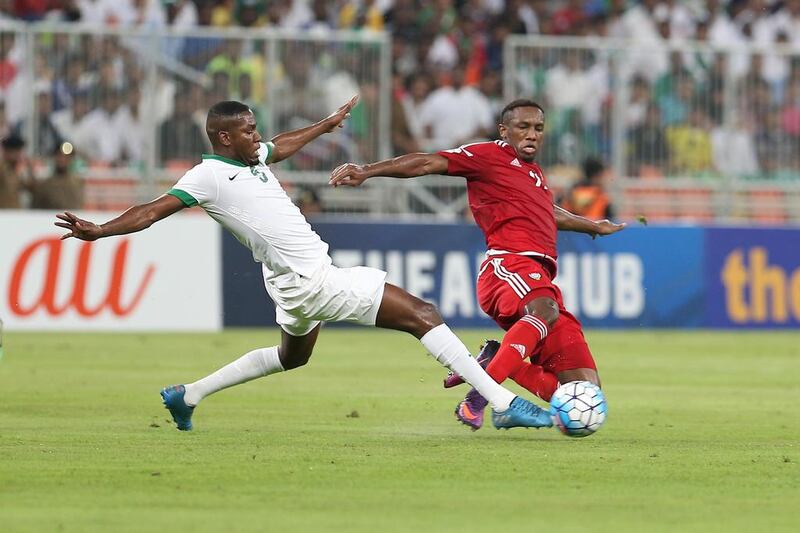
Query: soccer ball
549 381 607 438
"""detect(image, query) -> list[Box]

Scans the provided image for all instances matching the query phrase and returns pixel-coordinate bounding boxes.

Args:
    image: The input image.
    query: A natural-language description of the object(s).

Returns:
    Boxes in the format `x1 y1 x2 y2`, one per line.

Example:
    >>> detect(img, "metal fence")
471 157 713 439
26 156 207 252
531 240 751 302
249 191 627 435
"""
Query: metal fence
505 35 800 224
0 21 390 211
3 21 800 223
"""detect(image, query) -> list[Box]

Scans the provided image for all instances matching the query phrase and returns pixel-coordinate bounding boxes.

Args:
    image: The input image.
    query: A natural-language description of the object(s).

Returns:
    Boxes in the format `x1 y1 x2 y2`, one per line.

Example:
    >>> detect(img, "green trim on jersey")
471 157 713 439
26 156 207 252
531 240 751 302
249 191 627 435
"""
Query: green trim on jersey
264 141 275 164
202 154 248 167
167 188 199 207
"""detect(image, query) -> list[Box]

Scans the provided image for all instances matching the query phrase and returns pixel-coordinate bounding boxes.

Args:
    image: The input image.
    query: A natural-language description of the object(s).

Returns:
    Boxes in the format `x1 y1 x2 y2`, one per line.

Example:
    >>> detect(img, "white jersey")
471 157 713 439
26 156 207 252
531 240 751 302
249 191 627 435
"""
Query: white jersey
168 142 331 280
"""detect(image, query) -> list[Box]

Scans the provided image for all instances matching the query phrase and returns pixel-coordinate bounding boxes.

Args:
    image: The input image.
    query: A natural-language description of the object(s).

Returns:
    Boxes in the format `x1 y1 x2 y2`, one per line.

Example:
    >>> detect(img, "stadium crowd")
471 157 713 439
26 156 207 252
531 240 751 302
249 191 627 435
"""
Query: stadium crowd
2 0 800 212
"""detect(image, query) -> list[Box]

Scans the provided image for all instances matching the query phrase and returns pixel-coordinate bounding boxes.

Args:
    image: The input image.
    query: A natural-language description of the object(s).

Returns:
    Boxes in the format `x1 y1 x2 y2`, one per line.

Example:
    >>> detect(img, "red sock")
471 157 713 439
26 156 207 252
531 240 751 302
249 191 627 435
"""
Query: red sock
484 315 549 384
509 362 559 401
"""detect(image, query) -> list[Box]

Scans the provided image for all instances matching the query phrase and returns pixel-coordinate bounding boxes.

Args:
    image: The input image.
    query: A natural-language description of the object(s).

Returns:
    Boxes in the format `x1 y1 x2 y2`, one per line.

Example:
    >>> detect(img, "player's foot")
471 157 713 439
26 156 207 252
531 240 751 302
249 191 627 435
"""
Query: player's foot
454 388 490 430
443 339 500 388
160 384 194 431
492 396 553 430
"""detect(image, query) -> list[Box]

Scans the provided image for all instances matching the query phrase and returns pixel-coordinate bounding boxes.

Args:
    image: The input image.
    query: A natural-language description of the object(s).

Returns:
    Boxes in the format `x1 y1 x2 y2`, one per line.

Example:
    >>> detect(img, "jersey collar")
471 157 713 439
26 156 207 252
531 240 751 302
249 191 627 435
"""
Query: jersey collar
202 153 248 167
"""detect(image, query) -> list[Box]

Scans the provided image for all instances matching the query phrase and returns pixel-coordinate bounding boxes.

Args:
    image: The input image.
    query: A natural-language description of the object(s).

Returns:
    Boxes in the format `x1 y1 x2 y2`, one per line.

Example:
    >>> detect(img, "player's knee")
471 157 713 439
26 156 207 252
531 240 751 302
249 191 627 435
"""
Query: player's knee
409 301 443 337
279 350 312 370
525 297 559 326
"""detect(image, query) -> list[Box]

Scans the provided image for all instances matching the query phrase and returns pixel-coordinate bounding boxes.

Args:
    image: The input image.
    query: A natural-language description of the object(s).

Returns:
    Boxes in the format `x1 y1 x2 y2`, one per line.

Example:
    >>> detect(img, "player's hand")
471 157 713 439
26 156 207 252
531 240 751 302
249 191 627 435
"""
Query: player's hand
54 211 103 241
323 95 359 133
591 220 626 239
329 163 369 187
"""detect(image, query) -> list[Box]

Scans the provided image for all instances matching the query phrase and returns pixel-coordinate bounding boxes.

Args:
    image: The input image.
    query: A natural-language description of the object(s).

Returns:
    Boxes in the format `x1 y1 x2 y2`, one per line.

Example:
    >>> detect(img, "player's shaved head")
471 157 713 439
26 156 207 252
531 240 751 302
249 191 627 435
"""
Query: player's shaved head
500 99 545 124
206 100 252 146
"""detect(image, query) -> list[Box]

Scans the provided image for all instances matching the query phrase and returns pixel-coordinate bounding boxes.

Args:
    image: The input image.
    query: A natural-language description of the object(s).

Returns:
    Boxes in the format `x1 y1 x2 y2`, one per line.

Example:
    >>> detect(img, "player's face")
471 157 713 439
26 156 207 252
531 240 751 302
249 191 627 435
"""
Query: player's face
498 107 545 163
230 112 262 166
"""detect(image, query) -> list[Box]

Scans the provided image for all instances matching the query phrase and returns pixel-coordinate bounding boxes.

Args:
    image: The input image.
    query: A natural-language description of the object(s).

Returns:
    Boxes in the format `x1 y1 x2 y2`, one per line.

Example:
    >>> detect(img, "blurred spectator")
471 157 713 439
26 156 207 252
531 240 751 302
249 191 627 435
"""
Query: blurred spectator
211 0 234 26
418 66 492 151
666 107 713 176
30 142 83 209
182 0 224 69
385 0 420 42
545 48 608 132
552 0 587 35
237 0 267 27
32 82 63 156
160 86 206 163
629 104 669 176
79 91 124 163
626 76 651 129
400 72 432 149
0 101 12 139
658 75 696 127
560 156 615 219
296 185 323 218
781 78 800 136
712 115 759 179
0 133 32 208
301 0 335 35
114 87 146 164
620 0 668 82
162 0 199 60
339 0 385 32
391 73 419 155
709 0 752 80
756 106 797 178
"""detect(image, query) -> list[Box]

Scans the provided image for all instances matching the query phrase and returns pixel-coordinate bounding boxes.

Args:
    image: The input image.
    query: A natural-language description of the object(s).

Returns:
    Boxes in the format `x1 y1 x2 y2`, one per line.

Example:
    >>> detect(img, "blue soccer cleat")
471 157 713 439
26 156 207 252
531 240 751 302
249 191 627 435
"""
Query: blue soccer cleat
492 396 553 430
160 384 194 431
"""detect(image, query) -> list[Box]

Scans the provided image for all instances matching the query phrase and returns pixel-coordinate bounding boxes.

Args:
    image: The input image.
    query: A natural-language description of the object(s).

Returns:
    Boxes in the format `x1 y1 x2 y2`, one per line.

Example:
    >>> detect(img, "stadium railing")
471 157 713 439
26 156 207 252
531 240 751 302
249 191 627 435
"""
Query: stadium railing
505 34 800 225
0 20 391 212
2 20 800 224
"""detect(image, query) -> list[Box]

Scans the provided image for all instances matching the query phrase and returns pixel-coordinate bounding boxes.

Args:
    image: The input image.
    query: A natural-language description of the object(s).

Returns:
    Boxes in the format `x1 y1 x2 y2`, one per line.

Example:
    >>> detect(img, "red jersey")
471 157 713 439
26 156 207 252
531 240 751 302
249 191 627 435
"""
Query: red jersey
438 140 557 260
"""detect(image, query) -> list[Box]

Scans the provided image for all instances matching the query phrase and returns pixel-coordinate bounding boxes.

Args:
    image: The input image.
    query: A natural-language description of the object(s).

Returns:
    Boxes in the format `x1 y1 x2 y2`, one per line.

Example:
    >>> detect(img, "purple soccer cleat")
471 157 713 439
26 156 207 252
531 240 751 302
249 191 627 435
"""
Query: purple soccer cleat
443 339 500 388
454 388 490 431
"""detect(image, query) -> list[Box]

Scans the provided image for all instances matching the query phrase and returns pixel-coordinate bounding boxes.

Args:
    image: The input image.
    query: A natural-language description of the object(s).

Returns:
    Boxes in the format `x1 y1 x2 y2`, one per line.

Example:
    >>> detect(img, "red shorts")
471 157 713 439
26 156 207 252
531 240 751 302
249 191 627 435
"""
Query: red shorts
476 254 596 374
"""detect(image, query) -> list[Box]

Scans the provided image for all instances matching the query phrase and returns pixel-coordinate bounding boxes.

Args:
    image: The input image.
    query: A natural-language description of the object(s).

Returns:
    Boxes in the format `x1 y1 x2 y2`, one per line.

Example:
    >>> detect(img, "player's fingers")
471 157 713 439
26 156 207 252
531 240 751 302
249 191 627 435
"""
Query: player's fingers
60 232 73 240
56 212 71 222
54 221 72 229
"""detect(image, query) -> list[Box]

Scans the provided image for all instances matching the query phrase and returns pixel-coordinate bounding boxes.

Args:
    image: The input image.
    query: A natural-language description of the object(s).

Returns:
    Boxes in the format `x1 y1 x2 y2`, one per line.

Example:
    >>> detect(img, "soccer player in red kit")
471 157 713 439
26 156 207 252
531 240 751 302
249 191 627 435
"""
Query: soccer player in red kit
330 99 625 430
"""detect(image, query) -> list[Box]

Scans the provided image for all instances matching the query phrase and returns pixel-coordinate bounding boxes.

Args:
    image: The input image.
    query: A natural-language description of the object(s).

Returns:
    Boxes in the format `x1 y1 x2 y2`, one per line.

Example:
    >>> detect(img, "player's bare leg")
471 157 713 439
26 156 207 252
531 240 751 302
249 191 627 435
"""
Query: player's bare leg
455 296 559 429
558 368 601 387
375 283 552 429
161 325 322 431
279 324 322 369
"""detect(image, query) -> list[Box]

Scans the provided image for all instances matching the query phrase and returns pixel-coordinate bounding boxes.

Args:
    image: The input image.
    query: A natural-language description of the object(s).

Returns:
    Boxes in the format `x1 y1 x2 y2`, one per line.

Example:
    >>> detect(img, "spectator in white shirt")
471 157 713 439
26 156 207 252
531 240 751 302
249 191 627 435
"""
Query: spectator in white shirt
417 67 493 152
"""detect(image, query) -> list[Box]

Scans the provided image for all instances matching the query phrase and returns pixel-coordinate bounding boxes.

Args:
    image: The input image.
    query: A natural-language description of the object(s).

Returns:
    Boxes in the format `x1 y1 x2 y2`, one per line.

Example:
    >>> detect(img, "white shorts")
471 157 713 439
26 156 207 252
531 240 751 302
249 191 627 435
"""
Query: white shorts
262 263 387 336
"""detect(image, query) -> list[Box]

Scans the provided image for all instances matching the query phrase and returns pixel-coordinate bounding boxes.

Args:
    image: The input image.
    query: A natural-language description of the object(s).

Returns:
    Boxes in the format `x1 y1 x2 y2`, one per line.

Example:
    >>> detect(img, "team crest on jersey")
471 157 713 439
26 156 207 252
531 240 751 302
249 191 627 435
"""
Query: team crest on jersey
529 272 541 280
510 158 521 167
250 166 268 183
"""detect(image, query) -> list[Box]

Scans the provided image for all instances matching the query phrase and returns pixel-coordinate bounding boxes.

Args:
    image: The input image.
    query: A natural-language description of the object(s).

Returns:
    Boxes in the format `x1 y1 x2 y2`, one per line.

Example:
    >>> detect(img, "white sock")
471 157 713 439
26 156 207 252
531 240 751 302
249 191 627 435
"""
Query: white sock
420 324 515 411
183 346 283 406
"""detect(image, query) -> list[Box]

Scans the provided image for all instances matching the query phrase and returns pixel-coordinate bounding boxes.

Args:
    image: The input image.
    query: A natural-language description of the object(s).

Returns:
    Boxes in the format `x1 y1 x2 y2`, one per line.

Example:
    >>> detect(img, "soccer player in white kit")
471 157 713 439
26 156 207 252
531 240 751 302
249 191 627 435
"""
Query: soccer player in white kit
54 97 552 431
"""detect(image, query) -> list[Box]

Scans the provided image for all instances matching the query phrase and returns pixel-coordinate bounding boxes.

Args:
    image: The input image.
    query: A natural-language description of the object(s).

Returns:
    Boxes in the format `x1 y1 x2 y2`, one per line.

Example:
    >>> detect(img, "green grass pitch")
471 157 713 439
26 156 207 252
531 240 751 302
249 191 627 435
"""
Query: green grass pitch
1 329 798 532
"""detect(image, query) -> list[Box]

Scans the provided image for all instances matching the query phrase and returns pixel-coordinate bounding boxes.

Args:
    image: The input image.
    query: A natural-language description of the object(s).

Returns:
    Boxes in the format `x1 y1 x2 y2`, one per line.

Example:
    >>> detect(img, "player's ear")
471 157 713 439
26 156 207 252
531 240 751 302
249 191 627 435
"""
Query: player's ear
498 122 508 141
218 130 232 146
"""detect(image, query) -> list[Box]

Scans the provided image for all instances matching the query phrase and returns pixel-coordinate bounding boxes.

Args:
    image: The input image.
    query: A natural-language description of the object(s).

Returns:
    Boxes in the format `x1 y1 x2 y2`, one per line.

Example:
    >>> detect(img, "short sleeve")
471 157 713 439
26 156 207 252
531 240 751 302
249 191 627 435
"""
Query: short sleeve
258 141 275 165
167 166 216 207
437 141 497 181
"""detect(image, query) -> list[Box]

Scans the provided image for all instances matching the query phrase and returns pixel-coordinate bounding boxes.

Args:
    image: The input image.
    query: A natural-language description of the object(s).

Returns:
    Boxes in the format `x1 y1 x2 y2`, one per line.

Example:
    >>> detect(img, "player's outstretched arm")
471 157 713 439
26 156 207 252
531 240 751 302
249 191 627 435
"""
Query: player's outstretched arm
54 194 186 241
269 95 359 164
329 153 448 187
553 204 626 239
